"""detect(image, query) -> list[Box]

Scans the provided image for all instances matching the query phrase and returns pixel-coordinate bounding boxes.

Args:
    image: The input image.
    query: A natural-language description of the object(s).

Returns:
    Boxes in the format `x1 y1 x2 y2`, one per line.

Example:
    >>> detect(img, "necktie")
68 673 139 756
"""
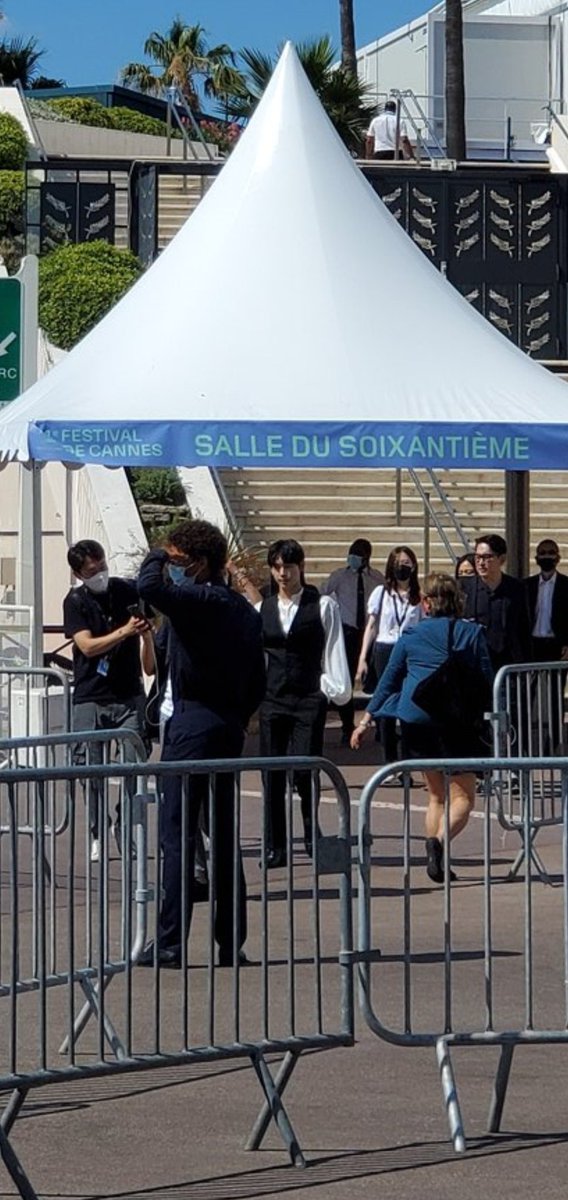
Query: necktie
356 569 366 630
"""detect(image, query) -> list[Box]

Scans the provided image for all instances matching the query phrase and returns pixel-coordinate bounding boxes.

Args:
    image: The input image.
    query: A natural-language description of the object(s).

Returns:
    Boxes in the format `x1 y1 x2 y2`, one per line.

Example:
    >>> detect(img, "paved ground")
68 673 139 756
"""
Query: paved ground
1 717 568 1199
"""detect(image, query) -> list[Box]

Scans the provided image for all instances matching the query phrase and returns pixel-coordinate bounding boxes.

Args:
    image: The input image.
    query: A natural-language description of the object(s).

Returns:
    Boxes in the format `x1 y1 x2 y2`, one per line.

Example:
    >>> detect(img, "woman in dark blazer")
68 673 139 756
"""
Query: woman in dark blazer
352 573 494 883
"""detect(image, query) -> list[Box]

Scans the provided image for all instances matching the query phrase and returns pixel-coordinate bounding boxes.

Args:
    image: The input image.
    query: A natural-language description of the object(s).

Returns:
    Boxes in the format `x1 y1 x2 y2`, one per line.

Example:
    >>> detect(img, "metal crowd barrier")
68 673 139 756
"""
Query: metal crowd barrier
357 757 568 1154
0 667 71 749
491 661 568 879
0 755 353 1197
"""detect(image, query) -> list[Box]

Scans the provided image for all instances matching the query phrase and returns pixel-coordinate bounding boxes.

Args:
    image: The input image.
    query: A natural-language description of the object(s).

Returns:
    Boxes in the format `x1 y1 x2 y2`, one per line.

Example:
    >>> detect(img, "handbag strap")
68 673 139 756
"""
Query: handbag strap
447 617 456 656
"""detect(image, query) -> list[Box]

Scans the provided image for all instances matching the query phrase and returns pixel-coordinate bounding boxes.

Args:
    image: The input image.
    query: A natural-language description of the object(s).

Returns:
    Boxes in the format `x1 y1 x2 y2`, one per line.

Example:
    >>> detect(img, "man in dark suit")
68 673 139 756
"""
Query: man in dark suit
525 539 568 663
137 519 266 968
525 538 568 754
460 534 532 670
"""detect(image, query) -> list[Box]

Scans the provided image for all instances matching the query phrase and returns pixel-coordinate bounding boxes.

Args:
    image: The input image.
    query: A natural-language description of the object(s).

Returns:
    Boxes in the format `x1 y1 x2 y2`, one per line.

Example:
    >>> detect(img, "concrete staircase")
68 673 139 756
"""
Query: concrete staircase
157 174 213 249
218 467 568 586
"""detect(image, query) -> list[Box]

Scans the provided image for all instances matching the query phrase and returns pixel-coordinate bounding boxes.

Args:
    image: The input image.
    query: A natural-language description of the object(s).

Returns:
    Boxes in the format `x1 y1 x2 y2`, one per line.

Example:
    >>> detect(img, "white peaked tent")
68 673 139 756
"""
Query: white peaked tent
1 42 568 471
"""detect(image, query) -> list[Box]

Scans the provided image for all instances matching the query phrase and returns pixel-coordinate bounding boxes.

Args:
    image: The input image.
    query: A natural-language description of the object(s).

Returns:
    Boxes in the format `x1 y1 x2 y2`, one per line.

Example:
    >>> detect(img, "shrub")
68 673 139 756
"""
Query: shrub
0 112 28 170
46 97 113 128
128 468 186 507
108 107 170 138
200 119 241 155
0 170 24 238
38 241 143 350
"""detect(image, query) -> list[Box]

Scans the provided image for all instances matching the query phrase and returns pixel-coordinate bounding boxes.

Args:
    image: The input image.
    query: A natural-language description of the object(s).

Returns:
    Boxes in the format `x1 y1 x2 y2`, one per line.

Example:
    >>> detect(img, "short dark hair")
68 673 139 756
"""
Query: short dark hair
349 538 372 560
267 539 305 568
454 552 476 579
385 100 396 113
536 538 559 556
168 519 228 575
475 534 507 558
67 539 105 574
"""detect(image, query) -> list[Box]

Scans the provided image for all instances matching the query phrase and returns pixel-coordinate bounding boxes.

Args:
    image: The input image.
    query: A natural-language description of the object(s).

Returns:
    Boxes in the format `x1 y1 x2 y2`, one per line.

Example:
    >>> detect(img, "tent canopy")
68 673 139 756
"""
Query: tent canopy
1 42 567 471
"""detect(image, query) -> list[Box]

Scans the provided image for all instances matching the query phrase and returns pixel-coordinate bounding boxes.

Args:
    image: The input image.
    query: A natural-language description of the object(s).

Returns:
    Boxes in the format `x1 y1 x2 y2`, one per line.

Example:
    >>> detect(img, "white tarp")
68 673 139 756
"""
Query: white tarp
0 42 567 472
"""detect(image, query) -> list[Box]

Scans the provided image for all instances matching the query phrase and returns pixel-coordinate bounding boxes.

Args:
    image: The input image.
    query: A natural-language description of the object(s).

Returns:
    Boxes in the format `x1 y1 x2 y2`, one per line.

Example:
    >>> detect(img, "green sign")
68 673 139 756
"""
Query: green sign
0 278 22 406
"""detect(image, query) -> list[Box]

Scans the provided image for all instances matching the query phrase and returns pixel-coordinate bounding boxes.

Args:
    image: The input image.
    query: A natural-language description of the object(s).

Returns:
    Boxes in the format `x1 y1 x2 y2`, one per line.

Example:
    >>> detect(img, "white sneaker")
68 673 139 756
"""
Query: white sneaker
90 838 101 864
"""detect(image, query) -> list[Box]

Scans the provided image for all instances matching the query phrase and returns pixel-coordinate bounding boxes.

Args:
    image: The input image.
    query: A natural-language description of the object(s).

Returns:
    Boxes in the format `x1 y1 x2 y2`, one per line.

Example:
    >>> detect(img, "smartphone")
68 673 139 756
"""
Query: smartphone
127 603 147 620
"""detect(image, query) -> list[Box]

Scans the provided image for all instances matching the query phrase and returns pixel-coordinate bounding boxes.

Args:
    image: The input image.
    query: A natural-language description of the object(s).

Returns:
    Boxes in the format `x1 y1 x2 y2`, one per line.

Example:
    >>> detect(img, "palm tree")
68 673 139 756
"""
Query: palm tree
121 18 244 110
339 0 357 76
0 35 44 87
226 37 374 154
445 0 466 160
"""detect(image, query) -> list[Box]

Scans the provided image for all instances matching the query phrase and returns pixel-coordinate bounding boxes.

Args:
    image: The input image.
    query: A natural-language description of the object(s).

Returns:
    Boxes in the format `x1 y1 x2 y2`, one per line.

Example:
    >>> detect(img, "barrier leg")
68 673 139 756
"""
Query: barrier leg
1 1087 28 1135
488 1043 514 1133
250 1052 306 1167
58 975 126 1060
0 1123 38 1200
436 1038 466 1153
245 1050 300 1151
508 831 551 885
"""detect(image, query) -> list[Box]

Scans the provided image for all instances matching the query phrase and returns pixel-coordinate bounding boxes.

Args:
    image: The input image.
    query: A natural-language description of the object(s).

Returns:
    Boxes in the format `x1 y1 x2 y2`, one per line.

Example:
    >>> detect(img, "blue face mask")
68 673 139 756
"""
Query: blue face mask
168 564 186 586
347 554 364 571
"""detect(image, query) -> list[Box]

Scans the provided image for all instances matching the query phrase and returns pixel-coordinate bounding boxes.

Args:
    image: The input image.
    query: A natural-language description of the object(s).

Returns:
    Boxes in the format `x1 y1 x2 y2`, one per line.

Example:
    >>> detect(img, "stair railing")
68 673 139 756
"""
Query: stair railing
165 86 215 163
407 468 471 566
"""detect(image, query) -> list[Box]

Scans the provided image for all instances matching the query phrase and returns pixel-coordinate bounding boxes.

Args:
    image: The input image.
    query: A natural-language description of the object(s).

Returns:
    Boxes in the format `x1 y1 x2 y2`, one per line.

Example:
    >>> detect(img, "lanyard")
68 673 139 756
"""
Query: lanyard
392 591 409 629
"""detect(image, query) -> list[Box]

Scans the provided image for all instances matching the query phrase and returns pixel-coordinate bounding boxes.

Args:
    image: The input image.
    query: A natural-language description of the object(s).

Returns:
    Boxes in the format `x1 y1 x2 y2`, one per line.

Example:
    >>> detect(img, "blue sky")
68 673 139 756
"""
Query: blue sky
6 2 430 87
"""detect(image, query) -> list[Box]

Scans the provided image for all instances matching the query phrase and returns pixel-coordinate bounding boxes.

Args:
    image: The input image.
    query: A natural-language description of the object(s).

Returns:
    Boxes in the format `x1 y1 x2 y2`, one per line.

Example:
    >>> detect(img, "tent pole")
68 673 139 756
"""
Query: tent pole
504 470 529 579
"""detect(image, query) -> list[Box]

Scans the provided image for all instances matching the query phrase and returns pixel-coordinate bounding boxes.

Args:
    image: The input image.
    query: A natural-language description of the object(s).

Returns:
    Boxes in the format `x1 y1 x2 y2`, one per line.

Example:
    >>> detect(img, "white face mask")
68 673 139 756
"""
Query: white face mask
83 569 109 594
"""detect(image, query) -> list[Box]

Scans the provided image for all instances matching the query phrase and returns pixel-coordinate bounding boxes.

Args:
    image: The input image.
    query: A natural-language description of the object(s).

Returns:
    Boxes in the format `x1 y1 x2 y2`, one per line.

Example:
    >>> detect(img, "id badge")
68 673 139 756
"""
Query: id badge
96 656 110 677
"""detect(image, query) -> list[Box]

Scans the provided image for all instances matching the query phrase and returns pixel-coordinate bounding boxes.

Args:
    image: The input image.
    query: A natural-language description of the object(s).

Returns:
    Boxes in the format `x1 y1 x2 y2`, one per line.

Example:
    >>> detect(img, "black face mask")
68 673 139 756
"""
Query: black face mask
537 556 557 574
394 564 413 583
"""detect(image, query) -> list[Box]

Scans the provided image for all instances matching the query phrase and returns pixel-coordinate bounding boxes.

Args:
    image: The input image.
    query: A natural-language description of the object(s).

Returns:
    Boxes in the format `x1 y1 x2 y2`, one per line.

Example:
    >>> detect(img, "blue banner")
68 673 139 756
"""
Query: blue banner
27 420 568 470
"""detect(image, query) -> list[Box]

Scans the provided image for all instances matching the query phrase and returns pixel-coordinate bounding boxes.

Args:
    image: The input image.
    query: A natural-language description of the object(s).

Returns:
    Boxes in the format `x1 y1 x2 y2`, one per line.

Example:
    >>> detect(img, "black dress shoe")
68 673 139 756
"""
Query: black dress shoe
137 942 181 969
217 948 250 967
261 848 287 869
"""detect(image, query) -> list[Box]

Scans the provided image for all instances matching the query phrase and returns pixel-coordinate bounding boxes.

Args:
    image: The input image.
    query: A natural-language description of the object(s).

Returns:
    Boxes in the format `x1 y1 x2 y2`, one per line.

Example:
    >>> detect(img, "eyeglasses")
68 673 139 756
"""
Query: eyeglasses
474 553 496 563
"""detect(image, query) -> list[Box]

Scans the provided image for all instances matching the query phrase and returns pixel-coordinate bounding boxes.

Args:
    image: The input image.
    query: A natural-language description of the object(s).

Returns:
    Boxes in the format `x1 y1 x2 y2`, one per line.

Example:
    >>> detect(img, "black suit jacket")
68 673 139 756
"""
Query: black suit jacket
525 571 568 647
461 573 532 668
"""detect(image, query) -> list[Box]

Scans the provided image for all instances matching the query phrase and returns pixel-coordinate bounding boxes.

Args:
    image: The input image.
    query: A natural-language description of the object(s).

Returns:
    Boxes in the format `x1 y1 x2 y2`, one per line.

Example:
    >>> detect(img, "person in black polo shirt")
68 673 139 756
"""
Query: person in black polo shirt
137 519 266 968
460 533 531 669
63 539 154 861
259 539 351 869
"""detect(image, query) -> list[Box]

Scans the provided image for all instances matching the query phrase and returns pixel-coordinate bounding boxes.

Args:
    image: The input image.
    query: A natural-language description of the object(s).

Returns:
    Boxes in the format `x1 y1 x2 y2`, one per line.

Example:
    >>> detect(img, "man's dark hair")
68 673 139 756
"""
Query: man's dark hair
267 539 305 568
384 100 397 113
67 539 105 574
475 534 507 558
168 519 228 575
349 538 372 560
536 538 559 556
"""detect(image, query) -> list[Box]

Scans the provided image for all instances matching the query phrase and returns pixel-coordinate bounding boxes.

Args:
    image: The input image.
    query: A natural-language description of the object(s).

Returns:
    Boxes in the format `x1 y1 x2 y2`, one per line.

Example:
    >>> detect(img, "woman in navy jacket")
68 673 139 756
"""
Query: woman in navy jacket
352 573 494 883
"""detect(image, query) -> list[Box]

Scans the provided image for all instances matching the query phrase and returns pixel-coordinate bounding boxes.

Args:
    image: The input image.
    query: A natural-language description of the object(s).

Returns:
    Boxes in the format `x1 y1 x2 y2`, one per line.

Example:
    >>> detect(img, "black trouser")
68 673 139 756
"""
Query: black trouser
259 692 328 852
531 638 567 753
372 643 399 762
158 701 246 956
335 624 362 734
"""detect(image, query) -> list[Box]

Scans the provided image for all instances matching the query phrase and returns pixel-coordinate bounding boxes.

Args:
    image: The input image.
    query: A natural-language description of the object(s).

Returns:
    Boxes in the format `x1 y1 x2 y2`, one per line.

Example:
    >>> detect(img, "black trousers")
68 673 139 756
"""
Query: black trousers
334 624 362 734
372 643 399 762
259 692 328 851
158 701 246 956
531 638 567 753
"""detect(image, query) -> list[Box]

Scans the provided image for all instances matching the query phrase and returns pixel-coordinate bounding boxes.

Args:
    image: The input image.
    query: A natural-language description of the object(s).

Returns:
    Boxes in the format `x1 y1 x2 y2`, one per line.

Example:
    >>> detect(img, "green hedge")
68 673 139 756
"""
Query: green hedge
128 468 186 507
46 97 114 127
0 112 28 170
0 170 24 238
108 107 170 138
38 241 143 350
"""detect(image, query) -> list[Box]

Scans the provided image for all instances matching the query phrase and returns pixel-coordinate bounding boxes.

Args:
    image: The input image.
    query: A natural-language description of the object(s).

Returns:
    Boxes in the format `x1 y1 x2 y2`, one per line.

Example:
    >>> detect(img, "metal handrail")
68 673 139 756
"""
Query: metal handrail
390 90 431 161
544 103 568 147
395 89 446 159
165 85 215 162
210 467 244 549
407 468 463 564
423 468 471 553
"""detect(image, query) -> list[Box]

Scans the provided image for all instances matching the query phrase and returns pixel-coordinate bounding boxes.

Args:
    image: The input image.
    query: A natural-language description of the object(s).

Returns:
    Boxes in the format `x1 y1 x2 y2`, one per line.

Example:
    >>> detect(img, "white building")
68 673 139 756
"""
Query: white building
357 0 568 158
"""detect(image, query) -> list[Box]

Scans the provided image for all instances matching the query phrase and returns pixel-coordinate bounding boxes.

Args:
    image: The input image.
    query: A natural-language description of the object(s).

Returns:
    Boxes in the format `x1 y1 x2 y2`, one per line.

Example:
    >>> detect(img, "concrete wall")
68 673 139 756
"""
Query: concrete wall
34 118 218 160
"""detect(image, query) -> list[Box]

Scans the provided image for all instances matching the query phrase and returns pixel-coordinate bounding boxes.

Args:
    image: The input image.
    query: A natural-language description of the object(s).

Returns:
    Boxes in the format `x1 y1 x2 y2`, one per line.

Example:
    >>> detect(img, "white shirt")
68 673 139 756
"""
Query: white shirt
367 111 407 153
533 572 556 638
367 584 422 646
256 590 351 705
321 565 385 629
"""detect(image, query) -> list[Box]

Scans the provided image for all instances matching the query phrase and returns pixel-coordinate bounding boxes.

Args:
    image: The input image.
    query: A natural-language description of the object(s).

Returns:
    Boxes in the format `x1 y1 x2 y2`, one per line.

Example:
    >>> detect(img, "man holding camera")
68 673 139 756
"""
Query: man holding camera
64 539 154 861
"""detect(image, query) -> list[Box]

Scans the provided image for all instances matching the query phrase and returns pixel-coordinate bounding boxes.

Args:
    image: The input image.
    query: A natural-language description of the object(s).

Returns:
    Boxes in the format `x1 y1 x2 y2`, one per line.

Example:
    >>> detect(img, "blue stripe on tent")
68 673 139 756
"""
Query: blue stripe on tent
28 420 568 470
